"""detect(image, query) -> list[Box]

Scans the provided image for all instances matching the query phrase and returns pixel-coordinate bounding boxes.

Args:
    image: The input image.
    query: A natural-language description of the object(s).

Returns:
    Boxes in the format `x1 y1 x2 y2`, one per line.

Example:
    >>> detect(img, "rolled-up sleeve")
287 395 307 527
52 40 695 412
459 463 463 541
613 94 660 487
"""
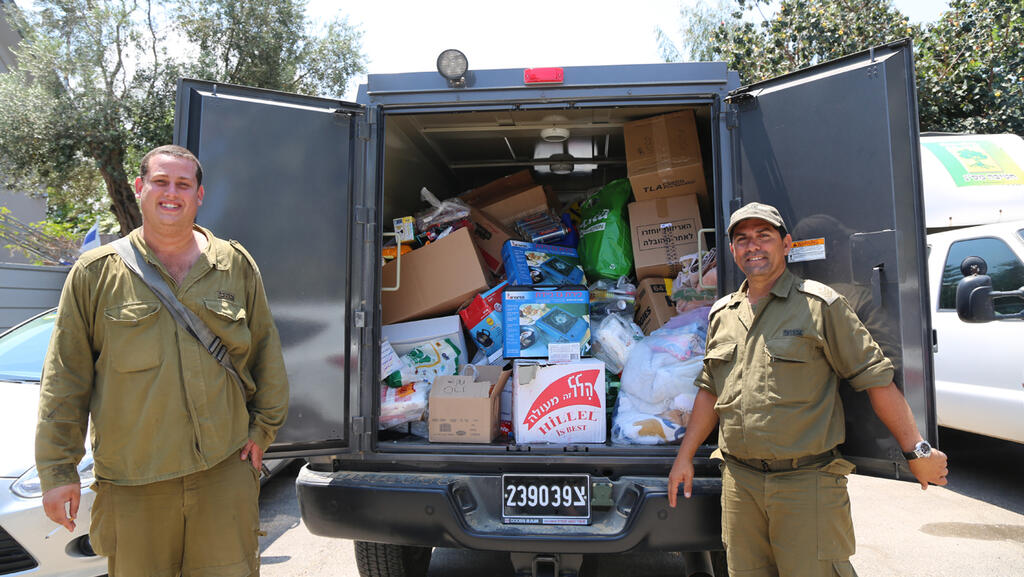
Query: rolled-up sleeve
821 295 894 391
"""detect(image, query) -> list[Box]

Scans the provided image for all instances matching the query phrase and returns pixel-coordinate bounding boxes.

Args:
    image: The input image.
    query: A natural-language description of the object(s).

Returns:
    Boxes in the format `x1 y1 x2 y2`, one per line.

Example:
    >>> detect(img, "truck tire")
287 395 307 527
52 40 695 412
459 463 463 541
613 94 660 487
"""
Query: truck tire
354 541 432 577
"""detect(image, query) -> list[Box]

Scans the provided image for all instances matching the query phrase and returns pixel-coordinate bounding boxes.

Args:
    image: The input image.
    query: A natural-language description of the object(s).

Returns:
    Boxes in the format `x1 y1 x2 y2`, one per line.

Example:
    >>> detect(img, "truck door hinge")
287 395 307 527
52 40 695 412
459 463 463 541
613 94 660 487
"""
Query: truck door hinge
354 205 373 224
354 308 366 328
356 114 372 141
725 107 739 130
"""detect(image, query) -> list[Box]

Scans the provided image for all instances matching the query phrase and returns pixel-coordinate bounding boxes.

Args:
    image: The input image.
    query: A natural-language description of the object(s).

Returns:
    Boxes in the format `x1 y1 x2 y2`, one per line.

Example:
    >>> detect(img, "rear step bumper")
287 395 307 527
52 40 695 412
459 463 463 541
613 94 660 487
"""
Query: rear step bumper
296 466 723 553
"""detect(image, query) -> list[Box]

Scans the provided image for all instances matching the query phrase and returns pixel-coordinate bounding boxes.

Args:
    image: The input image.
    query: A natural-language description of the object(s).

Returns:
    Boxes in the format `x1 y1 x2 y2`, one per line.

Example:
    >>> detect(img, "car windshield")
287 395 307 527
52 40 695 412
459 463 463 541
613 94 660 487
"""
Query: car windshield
0 311 56 382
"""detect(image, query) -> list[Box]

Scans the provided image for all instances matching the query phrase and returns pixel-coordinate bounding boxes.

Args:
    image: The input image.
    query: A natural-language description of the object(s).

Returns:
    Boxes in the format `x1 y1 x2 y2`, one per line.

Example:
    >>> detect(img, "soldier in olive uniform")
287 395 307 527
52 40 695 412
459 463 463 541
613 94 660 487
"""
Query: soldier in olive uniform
37 145 289 576
668 202 948 576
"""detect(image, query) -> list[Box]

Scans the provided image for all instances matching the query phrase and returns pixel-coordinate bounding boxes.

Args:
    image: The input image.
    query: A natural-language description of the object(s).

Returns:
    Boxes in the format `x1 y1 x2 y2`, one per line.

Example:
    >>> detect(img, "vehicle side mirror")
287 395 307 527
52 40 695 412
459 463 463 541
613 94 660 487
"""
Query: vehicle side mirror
955 256 1024 322
955 267 995 323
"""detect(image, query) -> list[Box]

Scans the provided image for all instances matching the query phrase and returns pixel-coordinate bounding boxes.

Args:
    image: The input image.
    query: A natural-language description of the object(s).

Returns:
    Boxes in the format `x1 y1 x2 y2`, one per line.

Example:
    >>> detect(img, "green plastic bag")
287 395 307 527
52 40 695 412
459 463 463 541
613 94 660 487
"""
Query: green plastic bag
578 179 634 280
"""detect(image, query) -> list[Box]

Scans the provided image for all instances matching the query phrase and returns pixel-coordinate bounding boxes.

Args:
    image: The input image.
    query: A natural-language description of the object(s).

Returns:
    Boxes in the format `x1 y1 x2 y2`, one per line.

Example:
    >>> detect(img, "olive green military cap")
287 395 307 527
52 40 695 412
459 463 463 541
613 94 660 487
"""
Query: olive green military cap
728 202 787 236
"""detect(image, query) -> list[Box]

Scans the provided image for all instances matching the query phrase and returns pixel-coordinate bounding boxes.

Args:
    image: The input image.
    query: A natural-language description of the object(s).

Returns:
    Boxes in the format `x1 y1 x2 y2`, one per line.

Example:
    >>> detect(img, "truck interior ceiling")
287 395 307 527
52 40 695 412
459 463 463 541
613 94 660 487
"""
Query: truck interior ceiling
381 104 715 219
377 101 719 452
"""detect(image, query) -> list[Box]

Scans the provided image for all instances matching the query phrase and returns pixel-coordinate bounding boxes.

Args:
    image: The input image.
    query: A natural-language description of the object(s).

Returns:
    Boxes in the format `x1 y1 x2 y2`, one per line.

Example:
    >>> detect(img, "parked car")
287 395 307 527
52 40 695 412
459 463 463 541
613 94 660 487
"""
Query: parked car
0 308 294 576
0 309 105 576
920 133 1024 444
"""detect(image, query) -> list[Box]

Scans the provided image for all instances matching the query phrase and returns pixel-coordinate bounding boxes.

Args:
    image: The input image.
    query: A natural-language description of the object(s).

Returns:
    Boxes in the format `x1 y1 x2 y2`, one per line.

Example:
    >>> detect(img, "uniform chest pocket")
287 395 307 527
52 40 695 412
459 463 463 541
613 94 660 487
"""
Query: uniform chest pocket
202 298 250 356
103 301 163 373
764 336 823 404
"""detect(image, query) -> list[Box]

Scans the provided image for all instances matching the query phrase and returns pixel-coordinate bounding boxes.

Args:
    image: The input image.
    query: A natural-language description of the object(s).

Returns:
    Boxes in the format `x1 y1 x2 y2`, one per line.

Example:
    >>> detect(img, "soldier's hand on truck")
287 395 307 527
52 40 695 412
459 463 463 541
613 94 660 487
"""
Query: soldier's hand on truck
909 447 950 490
667 456 694 507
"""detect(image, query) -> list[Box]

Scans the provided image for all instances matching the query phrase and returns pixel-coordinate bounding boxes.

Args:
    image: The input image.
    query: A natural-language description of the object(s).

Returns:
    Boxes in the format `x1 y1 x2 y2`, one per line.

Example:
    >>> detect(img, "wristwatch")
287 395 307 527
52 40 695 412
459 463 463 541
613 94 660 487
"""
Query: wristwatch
902 440 932 460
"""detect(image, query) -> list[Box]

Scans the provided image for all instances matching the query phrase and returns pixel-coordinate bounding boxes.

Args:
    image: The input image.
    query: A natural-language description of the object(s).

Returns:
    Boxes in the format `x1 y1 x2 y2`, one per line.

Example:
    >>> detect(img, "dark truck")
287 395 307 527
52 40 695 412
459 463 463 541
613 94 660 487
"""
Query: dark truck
173 39 937 577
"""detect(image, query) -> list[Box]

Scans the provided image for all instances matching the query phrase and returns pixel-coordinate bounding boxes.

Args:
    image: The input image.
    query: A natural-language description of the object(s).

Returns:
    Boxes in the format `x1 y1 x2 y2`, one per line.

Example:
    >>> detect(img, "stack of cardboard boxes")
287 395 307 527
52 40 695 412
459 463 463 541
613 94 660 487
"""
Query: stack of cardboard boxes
625 110 715 335
379 109 716 445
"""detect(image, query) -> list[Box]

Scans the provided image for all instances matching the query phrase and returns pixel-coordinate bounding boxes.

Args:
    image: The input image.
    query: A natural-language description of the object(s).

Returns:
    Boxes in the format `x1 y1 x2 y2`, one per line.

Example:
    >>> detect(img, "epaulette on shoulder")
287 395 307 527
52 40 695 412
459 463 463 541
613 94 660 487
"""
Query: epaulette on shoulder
797 278 840 305
709 294 732 317
76 244 118 268
228 239 260 273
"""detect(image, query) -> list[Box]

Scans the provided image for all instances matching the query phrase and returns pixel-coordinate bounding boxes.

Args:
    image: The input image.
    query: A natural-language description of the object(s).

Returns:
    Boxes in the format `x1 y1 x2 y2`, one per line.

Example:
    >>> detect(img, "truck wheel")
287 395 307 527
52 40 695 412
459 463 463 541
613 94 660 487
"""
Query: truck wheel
354 541 432 577
710 549 728 576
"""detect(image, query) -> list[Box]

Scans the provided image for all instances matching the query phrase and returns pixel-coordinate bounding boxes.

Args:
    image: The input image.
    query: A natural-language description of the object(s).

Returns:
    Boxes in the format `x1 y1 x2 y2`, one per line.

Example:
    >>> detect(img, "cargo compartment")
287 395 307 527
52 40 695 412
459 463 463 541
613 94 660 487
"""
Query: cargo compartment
374 102 720 462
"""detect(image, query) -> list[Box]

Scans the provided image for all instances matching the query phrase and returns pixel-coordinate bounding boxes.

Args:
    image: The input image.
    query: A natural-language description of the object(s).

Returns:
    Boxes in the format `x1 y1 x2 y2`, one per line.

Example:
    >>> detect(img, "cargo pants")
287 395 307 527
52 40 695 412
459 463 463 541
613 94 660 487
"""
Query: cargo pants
89 451 261 577
720 454 858 577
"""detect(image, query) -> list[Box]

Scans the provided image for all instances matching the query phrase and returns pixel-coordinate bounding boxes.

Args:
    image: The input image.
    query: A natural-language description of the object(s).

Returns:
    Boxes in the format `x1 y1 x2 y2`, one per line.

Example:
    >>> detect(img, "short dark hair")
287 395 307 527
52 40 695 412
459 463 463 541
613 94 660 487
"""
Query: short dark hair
139 145 203 186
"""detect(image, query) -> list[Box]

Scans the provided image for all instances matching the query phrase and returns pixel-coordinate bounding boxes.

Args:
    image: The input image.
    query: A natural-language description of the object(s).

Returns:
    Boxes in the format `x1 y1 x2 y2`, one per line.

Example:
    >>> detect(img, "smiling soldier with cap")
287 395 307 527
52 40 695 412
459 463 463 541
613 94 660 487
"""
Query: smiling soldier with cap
668 201 949 576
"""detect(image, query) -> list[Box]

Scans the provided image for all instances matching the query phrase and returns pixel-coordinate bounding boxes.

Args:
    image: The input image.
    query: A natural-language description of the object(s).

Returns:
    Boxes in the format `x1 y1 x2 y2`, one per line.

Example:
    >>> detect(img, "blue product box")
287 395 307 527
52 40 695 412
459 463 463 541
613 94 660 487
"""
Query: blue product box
458 281 507 362
501 240 587 286
502 286 591 359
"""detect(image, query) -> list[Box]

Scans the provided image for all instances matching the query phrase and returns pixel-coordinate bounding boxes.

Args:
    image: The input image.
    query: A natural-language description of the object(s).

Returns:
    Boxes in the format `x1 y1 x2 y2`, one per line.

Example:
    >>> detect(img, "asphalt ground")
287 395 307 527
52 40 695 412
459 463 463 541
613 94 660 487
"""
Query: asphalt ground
257 428 1024 576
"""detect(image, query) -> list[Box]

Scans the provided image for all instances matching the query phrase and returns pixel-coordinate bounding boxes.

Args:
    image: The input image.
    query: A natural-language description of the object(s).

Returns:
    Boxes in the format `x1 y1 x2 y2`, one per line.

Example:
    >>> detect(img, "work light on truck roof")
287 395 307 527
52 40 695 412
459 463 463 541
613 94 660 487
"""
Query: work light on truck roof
436 49 468 87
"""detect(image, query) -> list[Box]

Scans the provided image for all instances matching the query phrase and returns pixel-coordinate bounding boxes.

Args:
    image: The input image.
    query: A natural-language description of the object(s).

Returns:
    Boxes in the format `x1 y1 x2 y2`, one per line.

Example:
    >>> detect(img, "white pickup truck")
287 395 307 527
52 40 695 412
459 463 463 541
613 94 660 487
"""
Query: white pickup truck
922 133 1024 443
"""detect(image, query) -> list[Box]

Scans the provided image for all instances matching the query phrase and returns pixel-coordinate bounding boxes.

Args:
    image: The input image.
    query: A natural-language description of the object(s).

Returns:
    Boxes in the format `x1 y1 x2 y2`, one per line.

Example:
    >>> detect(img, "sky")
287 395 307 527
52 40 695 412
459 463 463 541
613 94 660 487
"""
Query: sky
311 0 950 101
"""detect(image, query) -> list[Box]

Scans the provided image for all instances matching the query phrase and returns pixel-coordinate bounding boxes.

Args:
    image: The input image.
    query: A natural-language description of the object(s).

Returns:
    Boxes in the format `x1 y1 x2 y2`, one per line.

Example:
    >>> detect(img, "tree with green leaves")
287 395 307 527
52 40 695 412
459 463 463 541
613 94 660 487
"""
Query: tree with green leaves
0 0 366 237
915 0 1024 134
658 0 1023 135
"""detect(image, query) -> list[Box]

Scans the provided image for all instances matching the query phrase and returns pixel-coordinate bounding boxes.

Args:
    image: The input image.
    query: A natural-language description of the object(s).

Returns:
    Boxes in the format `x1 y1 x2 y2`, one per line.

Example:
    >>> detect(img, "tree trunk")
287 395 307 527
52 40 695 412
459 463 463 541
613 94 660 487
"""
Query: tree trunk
96 145 142 236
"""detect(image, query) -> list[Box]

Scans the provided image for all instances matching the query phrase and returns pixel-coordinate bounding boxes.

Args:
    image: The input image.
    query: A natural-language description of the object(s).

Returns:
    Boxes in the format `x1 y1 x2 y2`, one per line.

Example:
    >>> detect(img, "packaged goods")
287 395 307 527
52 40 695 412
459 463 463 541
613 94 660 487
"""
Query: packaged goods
634 278 677 335
589 313 644 375
672 250 718 312
380 339 405 388
415 187 472 242
502 240 586 286
382 315 469 366
515 210 569 245
624 110 707 201
513 359 607 444
393 216 416 244
398 338 462 386
629 195 704 281
381 227 491 324
577 179 634 280
429 365 511 443
458 282 507 363
502 286 590 360
614 306 710 443
610 390 692 445
380 383 429 430
588 277 636 326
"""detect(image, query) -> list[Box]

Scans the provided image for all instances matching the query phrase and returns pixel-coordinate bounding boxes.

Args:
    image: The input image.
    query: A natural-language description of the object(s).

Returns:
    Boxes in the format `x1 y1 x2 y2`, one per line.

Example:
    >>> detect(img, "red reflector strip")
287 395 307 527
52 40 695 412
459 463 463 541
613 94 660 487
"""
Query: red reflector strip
524 68 564 84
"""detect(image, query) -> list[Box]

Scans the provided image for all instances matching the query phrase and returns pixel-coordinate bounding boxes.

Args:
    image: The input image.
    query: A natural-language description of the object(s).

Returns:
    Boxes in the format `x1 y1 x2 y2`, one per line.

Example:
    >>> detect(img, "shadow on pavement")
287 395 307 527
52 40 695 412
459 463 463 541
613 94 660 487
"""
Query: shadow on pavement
937 427 1024 514
258 460 305 563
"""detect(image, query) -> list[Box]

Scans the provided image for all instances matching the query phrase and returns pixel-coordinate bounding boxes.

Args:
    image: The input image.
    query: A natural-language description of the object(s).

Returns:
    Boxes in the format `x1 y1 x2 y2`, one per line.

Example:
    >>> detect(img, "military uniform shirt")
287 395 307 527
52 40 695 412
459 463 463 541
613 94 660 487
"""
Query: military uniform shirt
36 226 289 491
695 268 894 460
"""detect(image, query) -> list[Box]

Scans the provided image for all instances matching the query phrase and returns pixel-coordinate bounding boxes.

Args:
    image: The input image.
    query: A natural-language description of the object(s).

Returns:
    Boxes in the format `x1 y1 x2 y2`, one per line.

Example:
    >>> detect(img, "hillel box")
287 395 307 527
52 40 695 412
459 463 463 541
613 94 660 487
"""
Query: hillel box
502 240 586 286
513 359 607 444
502 286 590 359
458 281 507 363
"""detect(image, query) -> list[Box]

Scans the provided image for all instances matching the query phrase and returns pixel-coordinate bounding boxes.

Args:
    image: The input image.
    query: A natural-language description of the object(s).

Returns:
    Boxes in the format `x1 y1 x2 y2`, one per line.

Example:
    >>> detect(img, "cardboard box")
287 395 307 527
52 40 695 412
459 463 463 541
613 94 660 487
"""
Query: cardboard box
430 365 511 443
381 227 491 325
458 282 507 363
460 170 558 228
382 315 469 366
629 195 704 281
502 240 586 286
469 208 516 276
634 278 677 335
513 359 606 444
503 286 590 359
624 110 707 201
